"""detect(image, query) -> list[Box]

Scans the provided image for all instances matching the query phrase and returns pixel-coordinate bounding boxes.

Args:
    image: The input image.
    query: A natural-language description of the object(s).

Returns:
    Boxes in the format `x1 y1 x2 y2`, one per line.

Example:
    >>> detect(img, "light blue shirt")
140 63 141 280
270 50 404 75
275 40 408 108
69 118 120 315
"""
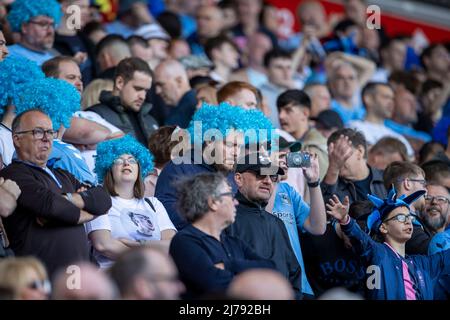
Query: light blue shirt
384 119 431 143
49 139 96 185
7 44 56 66
428 230 450 255
331 99 365 125
271 182 314 295
105 21 136 38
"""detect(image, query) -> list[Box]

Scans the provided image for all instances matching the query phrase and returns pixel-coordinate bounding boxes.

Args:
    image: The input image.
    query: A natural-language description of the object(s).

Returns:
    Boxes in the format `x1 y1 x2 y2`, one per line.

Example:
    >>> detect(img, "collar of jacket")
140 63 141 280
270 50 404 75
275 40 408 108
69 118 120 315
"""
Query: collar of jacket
99 90 153 115
235 190 268 211
340 165 383 185
184 148 224 173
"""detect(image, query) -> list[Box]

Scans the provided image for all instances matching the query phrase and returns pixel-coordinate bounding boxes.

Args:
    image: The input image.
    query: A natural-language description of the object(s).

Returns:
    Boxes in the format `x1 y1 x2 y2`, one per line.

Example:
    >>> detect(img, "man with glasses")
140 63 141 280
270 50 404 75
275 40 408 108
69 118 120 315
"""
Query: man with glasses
226 153 303 299
169 172 274 298
425 185 450 254
0 109 111 277
383 161 430 255
6 0 62 66
425 184 450 299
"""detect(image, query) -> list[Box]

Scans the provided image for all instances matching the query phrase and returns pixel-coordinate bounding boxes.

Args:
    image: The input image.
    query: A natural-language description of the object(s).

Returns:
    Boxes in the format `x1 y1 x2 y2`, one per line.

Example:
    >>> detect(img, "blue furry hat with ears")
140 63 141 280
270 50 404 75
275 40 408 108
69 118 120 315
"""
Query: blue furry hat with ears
7 0 62 33
95 135 154 184
366 187 426 234
15 78 81 129
187 102 275 145
0 55 45 112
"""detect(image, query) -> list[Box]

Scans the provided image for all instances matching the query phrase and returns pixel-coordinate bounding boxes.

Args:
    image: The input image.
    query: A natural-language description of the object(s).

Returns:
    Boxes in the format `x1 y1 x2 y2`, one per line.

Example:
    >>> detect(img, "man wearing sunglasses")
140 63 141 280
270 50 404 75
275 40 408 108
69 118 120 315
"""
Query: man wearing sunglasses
226 152 303 299
0 109 111 277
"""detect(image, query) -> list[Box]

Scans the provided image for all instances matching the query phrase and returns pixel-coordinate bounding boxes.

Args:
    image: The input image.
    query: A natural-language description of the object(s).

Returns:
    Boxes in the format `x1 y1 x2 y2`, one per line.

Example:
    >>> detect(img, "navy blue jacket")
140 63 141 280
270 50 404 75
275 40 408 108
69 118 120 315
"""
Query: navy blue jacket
342 218 450 300
164 89 197 129
169 224 275 298
155 154 237 230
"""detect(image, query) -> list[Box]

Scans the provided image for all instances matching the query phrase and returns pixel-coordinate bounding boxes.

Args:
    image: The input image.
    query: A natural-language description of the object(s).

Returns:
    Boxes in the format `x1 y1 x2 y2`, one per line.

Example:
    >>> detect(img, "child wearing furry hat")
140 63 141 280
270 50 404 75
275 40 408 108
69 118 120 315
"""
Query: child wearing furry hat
327 188 450 300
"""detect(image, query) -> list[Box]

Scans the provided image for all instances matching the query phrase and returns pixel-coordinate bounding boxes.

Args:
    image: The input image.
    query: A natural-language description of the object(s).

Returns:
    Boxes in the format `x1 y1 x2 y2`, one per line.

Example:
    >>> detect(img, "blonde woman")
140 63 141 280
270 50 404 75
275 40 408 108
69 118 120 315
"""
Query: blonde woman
0 257 50 300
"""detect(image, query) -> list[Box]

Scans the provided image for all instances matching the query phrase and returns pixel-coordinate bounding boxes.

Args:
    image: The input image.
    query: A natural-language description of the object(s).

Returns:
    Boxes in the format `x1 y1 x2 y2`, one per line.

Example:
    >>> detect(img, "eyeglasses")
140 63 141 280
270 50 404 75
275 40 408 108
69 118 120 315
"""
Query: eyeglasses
27 279 51 294
407 178 427 187
113 157 138 165
425 195 449 205
216 192 234 199
14 128 57 140
28 20 55 30
246 171 278 182
383 213 416 224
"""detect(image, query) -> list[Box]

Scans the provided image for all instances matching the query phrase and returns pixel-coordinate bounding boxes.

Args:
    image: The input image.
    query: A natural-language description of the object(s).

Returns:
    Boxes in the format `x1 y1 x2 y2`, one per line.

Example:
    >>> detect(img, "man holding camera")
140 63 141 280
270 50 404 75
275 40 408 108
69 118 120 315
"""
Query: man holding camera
226 152 326 299
277 89 329 180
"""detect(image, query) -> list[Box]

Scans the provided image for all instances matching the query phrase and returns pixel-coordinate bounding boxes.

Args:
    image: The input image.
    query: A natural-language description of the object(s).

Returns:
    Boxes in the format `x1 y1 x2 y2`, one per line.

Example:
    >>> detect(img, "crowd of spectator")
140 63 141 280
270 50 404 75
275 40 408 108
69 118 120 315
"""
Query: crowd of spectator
0 0 449 300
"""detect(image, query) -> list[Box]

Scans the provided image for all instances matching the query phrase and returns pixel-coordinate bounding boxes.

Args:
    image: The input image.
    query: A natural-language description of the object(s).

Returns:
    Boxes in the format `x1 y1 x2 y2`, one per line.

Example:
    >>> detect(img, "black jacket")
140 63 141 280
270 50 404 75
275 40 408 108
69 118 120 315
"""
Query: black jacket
321 166 387 204
225 191 303 299
87 91 159 144
0 161 111 276
169 224 275 298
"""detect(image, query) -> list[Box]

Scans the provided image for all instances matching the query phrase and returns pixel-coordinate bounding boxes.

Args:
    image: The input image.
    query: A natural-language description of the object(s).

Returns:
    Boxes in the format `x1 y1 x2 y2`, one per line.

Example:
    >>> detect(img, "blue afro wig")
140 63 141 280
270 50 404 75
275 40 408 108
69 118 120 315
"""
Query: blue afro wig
16 78 81 129
236 108 276 146
95 135 154 184
7 0 62 32
187 102 275 146
0 55 45 113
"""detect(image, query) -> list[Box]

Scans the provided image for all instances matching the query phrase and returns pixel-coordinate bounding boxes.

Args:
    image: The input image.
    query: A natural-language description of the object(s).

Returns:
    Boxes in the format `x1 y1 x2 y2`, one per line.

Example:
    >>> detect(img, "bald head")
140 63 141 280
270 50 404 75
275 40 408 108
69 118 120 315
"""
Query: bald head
154 59 191 106
227 269 294 300
51 263 117 300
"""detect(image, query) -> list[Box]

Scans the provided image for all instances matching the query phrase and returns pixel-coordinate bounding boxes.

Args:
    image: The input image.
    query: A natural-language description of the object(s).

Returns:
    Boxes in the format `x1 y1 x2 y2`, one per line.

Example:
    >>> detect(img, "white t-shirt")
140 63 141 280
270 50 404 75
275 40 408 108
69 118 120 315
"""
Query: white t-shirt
347 120 414 157
0 125 14 167
86 196 176 269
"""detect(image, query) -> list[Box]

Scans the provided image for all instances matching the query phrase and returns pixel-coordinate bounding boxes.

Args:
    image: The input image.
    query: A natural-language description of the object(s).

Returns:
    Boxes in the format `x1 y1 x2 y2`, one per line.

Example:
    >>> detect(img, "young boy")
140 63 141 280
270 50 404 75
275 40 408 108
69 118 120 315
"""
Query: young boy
327 188 450 300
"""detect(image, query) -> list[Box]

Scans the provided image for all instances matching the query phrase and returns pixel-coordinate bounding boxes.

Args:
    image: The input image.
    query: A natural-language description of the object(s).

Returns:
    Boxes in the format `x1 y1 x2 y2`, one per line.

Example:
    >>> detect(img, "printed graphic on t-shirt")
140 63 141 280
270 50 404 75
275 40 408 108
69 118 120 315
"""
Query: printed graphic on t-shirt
120 208 160 240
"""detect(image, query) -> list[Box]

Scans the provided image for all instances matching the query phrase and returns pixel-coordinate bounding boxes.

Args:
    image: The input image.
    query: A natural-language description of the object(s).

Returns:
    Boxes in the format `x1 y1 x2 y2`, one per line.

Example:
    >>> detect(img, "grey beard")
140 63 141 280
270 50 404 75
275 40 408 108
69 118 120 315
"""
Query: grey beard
424 214 446 232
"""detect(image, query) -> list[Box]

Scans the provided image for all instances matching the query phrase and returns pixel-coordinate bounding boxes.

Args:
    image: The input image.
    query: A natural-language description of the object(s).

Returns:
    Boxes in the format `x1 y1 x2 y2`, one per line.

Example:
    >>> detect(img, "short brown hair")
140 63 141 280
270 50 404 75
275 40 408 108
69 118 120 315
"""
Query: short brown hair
114 57 153 83
383 161 425 190
41 56 78 78
217 81 259 104
103 165 145 199
369 137 408 161
147 126 178 168
327 128 368 158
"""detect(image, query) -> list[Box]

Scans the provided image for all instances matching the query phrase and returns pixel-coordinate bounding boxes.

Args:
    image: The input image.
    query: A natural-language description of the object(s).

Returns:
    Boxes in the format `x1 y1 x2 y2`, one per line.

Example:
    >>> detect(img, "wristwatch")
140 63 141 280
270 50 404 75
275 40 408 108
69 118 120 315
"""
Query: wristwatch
307 180 320 188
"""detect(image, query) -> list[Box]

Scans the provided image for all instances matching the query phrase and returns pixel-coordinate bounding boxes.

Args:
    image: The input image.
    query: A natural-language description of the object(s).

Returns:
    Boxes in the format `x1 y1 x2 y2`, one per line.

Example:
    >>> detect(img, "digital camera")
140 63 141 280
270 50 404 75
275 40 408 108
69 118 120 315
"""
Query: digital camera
286 152 311 168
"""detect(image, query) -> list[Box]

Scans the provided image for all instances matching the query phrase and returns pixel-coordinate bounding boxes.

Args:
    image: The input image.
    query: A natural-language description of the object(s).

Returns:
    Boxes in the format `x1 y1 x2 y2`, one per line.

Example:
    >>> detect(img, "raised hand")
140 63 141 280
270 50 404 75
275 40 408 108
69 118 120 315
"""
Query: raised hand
326 195 350 222
302 152 319 182
327 135 354 172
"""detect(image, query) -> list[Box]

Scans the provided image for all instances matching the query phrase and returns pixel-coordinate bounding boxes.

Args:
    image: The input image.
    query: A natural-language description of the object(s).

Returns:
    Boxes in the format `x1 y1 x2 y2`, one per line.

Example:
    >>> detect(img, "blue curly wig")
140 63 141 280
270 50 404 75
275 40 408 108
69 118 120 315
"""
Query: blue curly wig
95 135 154 184
7 0 62 33
0 55 45 113
187 102 275 146
15 78 81 129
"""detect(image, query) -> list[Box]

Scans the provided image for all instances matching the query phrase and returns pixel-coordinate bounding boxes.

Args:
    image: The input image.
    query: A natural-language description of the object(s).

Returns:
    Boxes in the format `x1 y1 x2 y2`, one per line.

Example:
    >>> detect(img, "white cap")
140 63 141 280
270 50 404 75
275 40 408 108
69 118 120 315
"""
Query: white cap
134 23 170 41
